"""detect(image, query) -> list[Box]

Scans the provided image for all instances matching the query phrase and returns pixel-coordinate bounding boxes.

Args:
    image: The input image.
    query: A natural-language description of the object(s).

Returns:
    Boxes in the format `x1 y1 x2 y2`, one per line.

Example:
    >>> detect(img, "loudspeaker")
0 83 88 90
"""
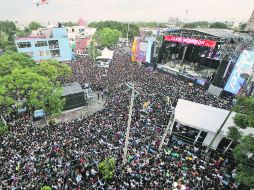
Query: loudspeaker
212 60 229 87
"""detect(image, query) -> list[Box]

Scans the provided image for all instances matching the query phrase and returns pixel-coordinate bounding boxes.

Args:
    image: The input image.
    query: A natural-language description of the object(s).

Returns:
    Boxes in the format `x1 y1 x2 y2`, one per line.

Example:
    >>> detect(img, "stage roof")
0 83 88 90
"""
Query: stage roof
96 48 114 60
193 28 236 39
164 28 253 41
175 99 254 137
62 82 84 96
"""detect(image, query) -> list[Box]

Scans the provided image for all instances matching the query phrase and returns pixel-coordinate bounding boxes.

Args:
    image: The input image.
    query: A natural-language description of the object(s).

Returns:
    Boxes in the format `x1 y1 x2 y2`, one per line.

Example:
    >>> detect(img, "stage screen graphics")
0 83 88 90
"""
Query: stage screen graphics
224 50 254 94
164 35 216 48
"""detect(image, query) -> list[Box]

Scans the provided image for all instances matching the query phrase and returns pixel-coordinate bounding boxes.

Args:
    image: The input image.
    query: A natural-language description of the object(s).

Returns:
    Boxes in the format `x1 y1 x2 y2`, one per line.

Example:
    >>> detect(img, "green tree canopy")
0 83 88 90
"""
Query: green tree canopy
28 21 42 31
227 96 254 188
62 21 78 27
87 41 101 61
183 21 209 29
209 22 228 29
240 23 247 31
0 52 71 116
0 21 17 51
93 28 122 48
98 157 116 181
89 21 139 40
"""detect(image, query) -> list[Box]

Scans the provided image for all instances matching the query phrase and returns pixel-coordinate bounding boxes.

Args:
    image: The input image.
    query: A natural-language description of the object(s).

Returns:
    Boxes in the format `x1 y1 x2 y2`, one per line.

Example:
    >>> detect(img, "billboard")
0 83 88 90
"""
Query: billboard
224 50 254 94
164 35 216 48
145 37 155 63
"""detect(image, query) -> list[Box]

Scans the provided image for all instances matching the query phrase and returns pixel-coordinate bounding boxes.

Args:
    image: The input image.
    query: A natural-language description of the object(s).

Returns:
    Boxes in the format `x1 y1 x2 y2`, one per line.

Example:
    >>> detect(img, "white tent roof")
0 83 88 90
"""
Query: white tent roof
96 48 114 60
175 99 254 136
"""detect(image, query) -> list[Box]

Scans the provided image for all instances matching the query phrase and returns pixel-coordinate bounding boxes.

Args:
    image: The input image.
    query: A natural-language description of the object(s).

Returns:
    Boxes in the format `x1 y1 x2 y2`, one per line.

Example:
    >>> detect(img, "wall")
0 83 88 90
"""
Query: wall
16 27 72 62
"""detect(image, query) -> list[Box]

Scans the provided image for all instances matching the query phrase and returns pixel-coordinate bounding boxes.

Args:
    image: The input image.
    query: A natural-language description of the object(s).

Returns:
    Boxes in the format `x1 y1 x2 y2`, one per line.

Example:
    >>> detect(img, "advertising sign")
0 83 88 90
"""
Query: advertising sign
164 35 216 48
224 50 254 94
145 37 155 63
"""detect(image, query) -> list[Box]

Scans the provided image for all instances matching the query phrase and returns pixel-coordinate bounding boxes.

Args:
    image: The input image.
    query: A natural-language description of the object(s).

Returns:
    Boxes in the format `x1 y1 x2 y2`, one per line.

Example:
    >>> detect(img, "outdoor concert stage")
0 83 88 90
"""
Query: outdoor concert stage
158 28 254 88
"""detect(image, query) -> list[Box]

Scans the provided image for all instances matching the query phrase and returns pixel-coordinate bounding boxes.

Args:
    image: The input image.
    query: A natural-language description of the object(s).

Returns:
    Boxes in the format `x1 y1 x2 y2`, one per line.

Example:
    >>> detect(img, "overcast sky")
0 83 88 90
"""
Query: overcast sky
0 0 253 23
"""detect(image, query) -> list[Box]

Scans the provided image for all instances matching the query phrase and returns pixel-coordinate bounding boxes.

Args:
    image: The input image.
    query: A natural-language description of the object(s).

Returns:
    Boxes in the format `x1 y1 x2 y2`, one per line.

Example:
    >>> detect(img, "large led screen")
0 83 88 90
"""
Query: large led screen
224 50 254 94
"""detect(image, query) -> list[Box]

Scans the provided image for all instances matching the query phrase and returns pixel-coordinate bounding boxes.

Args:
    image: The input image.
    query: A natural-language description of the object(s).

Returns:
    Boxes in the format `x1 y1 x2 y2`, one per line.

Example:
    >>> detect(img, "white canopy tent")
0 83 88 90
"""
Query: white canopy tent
96 48 114 60
174 99 254 149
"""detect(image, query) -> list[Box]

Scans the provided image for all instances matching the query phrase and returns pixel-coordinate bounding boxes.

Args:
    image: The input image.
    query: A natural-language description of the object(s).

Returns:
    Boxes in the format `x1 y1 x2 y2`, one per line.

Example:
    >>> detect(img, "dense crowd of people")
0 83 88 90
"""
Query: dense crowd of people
0 50 237 190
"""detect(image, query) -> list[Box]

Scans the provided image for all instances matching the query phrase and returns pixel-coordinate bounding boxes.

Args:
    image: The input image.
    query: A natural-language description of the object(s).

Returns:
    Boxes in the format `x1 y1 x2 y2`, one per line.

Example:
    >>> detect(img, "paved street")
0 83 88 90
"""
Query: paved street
36 92 106 126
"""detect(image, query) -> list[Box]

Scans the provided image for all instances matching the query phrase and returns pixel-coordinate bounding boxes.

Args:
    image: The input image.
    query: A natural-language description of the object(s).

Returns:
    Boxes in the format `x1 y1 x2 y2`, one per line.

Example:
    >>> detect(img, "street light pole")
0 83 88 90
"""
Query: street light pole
159 108 175 151
123 82 135 165
205 110 232 153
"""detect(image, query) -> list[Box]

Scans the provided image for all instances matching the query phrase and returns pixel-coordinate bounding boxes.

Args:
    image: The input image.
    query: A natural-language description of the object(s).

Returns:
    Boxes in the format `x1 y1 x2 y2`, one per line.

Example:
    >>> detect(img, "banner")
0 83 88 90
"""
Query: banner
131 38 138 62
164 35 216 48
145 37 154 63
224 50 254 94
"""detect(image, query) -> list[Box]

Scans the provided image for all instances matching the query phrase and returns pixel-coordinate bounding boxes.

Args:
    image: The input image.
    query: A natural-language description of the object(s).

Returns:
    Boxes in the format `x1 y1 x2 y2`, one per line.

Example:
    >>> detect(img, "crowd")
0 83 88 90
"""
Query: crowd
0 50 237 190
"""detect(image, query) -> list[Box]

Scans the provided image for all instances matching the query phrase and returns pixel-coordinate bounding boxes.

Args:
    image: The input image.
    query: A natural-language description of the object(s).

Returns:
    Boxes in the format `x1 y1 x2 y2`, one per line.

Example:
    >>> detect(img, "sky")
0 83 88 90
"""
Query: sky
0 0 253 24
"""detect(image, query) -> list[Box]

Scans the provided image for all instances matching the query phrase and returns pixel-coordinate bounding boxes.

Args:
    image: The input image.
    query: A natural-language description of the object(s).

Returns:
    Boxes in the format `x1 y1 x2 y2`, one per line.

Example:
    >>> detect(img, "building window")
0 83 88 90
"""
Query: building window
35 41 48 47
48 40 59 49
50 50 60 58
72 28 75 32
39 51 50 57
17 42 31 48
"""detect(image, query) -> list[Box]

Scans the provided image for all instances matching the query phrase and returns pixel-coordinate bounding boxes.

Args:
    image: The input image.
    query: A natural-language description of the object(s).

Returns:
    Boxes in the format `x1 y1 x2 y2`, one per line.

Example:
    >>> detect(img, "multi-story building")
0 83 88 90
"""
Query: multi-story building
15 27 73 62
66 19 96 55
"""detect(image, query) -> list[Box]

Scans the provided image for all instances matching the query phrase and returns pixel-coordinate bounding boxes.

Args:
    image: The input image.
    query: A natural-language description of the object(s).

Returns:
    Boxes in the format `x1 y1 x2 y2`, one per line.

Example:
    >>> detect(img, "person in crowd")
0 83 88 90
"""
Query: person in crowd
0 50 235 190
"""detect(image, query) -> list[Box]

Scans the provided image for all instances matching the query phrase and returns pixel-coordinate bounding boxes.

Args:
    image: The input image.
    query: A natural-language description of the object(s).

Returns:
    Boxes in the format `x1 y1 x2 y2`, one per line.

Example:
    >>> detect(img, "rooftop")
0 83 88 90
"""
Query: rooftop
62 82 84 96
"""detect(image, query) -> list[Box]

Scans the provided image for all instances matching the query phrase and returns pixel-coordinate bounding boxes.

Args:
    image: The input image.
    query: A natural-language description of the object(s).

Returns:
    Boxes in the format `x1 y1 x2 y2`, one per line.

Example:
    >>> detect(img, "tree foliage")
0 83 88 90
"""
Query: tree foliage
0 21 17 51
233 97 254 129
209 22 228 29
183 21 209 29
62 21 78 27
98 157 116 181
41 186 52 190
0 119 8 135
240 23 247 31
0 52 71 116
89 21 139 40
28 21 42 31
87 41 101 61
134 21 167 28
228 97 254 188
93 28 122 48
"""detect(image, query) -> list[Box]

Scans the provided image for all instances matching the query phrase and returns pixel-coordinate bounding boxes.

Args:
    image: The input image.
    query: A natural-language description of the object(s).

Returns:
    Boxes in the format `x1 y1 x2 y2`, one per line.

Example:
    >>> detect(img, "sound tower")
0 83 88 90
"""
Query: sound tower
212 60 229 87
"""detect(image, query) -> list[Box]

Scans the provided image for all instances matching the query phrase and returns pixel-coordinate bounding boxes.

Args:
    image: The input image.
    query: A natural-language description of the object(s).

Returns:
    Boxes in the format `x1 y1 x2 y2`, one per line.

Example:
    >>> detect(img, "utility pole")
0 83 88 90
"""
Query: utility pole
205 110 232 153
126 22 129 47
159 108 175 151
123 82 135 165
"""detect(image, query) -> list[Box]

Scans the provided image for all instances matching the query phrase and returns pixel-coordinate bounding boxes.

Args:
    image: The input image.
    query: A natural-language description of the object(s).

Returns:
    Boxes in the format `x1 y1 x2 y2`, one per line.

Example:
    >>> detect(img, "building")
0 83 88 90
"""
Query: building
66 19 96 55
245 10 254 34
15 27 73 62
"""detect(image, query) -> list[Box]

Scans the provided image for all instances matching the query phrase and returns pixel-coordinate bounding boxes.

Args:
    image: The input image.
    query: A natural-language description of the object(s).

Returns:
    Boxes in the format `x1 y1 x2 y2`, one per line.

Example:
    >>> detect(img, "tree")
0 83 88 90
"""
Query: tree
88 21 139 40
233 97 254 129
0 52 71 116
209 22 228 29
93 28 122 48
98 157 116 181
0 118 8 135
87 41 101 61
62 21 78 27
240 23 247 31
41 186 52 190
0 21 17 51
227 97 254 188
183 21 209 29
28 21 42 31
233 135 254 187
